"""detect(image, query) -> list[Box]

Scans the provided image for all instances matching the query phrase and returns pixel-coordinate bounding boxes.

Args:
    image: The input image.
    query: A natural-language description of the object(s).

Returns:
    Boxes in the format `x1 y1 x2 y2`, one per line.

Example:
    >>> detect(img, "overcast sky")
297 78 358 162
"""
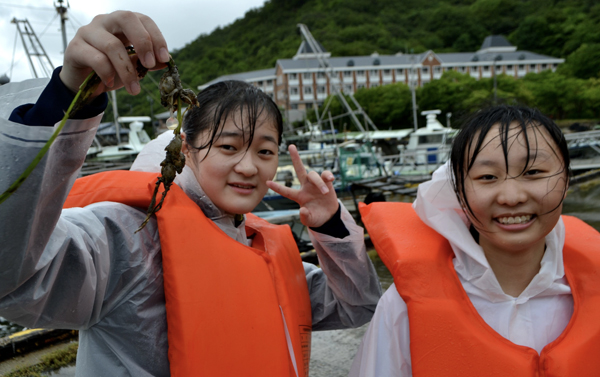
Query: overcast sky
0 0 268 83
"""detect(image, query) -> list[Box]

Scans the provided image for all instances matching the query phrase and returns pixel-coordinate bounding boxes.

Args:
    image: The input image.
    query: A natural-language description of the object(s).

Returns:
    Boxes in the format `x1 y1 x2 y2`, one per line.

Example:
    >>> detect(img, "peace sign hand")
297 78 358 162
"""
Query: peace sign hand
266 145 339 228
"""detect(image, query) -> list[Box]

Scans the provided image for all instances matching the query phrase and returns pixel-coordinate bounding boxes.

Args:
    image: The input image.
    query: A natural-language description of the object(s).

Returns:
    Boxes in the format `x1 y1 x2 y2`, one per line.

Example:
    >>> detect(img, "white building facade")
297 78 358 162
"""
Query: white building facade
199 35 564 116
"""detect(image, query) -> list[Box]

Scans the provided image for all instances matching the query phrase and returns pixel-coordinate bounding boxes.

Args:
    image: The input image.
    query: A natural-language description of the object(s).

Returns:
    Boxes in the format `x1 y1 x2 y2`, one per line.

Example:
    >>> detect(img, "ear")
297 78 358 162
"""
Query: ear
180 132 190 156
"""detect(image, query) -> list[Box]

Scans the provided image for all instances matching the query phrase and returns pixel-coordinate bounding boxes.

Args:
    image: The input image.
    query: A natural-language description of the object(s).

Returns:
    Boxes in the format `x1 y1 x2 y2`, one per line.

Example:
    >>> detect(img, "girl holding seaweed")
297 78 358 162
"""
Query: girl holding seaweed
0 11 381 377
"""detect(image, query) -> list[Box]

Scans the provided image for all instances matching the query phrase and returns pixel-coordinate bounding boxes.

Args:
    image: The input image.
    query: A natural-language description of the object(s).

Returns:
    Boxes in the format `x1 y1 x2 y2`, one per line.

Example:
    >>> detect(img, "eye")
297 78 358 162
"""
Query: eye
219 144 236 152
476 174 496 181
524 169 542 176
259 149 276 156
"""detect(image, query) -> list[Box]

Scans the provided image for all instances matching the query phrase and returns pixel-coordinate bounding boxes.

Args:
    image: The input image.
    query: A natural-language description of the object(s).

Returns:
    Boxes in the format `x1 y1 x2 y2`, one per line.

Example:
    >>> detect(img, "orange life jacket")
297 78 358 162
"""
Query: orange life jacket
64 171 312 377
359 201 600 377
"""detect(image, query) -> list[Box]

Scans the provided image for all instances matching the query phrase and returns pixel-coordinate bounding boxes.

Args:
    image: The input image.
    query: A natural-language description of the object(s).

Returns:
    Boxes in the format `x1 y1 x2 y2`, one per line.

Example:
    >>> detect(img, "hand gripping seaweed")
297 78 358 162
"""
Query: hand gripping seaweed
0 50 198 234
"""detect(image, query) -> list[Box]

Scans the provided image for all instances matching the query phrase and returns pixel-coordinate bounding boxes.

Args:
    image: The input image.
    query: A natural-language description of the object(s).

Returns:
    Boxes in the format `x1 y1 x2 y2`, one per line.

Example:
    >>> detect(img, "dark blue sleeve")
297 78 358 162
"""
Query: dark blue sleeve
9 66 108 126
310 203 350 239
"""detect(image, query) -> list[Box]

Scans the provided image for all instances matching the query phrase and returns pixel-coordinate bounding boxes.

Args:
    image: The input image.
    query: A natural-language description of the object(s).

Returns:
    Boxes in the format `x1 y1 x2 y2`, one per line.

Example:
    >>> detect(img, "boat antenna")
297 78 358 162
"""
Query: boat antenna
55 0 69 53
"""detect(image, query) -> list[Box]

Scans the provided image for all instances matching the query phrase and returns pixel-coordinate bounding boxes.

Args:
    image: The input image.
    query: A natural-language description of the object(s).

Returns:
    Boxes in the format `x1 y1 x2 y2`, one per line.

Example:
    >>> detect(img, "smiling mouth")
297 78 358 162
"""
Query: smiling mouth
230 183 255 189
496 215 534 225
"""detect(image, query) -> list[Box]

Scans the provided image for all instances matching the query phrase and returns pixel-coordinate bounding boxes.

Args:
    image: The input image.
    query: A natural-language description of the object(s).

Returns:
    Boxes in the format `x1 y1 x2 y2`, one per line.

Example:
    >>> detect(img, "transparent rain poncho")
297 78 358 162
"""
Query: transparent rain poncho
350 162 573 377
0 77 381 376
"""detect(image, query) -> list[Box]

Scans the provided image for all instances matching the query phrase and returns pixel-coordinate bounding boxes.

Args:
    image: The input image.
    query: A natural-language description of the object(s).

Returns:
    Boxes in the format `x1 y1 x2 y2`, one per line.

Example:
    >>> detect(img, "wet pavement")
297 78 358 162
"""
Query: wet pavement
309 325 369 377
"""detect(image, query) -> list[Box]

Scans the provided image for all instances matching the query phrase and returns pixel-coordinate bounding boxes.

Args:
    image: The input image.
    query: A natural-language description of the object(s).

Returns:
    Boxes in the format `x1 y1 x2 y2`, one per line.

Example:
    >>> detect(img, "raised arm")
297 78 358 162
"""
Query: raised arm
0 11 168 328
268 145 382 330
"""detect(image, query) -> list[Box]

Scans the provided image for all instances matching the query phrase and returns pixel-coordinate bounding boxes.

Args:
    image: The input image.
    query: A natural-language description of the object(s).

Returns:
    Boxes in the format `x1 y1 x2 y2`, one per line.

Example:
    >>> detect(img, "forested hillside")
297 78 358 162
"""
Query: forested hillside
113 0 600 129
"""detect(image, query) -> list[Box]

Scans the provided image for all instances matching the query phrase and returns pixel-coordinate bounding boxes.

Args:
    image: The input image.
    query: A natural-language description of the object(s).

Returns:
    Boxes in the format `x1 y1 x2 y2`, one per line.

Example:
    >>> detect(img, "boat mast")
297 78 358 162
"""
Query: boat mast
409 54 418 132
55 0 69 53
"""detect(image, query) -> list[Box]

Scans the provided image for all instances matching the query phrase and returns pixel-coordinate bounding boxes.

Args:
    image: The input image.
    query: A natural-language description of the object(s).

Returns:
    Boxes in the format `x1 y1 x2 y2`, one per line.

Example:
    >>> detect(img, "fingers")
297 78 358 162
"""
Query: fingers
288 145 308 182
299 207 312 227
61 11 169 95
80 29 140 94
266 180 298 201
135 12 170 64
306 170 331 194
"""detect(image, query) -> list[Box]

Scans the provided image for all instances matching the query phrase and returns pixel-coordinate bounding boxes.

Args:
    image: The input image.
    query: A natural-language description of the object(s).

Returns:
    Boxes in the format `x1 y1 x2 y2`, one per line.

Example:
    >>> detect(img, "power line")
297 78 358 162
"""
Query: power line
9 28 18 79
38 13 59 38
68 12 84 28
0 2 54 11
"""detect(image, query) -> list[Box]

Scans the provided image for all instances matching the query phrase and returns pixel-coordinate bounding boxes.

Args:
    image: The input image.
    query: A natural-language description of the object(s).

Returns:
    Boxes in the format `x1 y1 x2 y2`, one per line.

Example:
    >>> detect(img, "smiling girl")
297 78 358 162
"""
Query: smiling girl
0 11 381 377
350 105 600 376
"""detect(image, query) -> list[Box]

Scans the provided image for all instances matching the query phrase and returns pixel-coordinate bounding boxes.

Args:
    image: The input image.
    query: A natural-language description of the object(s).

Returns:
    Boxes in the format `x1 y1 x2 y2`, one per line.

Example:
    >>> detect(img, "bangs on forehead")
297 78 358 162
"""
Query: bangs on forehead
450 105 571 222
183 80 283 159
466 119 554 177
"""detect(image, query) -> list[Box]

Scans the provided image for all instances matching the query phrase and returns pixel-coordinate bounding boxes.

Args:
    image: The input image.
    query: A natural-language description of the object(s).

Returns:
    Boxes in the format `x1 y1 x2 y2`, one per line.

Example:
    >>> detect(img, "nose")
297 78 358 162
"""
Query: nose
233 152 258 176
496 178 527 206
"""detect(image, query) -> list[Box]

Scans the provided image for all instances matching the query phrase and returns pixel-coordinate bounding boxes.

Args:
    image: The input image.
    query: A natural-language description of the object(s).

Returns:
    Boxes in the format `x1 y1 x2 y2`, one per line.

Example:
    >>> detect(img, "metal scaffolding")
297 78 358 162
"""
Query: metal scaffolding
296 24 378 138
11 18 55 78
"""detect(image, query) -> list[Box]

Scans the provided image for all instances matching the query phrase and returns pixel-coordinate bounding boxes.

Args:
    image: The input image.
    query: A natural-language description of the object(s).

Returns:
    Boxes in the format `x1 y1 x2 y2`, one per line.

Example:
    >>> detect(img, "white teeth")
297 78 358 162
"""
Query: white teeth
498 215 531 224
232 184 252 189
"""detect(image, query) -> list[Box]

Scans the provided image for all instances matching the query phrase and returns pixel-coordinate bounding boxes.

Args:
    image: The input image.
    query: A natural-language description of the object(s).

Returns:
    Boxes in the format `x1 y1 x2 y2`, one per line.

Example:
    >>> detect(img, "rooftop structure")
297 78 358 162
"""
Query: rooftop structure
199 35 564 120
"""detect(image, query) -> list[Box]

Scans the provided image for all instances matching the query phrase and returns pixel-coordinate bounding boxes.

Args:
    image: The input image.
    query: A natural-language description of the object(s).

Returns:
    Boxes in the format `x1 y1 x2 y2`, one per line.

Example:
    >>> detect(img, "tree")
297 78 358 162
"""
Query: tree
354 83 413 129
564 43 600 79
418 71 482 121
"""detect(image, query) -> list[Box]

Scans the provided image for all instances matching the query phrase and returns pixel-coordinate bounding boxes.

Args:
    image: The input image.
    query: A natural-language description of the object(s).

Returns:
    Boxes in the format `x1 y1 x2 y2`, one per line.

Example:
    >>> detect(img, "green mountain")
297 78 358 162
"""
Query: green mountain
112 0 600 129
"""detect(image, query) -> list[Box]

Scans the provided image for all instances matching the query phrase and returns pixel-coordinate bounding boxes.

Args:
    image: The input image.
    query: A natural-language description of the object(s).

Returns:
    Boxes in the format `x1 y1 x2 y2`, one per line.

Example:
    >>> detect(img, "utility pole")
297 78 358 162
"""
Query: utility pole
493 54 502 104
55 0 69 53
410 52 418 131
111 91 121 144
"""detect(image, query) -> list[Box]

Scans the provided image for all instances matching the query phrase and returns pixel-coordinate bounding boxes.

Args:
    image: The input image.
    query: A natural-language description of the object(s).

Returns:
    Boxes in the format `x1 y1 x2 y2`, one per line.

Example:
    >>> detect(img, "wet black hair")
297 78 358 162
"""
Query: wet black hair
450 105 571 224
182 80 283 157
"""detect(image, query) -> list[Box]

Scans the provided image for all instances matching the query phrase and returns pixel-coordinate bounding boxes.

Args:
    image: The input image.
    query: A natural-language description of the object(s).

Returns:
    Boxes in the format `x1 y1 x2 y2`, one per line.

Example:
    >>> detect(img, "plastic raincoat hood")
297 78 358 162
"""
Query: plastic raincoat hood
412 161 567 302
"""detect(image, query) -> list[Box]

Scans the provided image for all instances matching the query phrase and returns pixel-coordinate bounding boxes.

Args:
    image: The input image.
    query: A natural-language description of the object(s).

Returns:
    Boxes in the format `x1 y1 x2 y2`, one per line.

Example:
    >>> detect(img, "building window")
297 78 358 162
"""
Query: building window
396 68 404 75
370 70 378 76
306 103 313 109
356 70 365 76
343 71 352 77
317 86 326 94
317 72 326 79
483 66 490 72
257 81 263 86
370 83 379 88
541 64 548 69
422 67 429 74
518 65 525 70
289 73 297 80
304 86 313 95
344 84 353 92
553 63 558 69
434 66 441 74
357 84 365 89
530 64 537 70
383 69 391 75
290 87 298 95
291 104 298 109
506 65 513 70
267 79 272 85
303 72 312 80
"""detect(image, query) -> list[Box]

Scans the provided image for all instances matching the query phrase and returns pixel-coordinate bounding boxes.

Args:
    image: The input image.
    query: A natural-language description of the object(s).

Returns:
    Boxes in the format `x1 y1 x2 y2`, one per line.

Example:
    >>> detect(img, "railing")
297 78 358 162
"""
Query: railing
381 145 452 176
